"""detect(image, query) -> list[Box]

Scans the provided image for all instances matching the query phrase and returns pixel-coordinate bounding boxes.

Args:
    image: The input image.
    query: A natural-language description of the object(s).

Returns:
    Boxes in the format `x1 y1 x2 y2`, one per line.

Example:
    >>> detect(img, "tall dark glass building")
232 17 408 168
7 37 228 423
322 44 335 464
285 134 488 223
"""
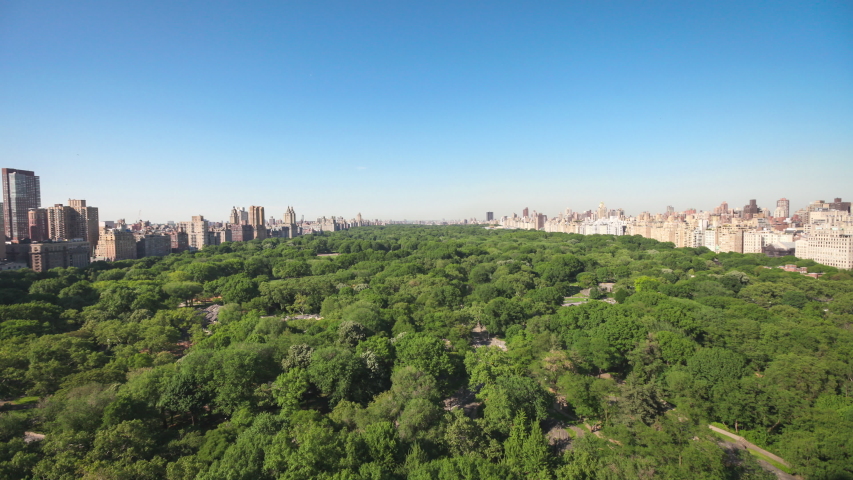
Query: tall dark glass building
2 168 41 241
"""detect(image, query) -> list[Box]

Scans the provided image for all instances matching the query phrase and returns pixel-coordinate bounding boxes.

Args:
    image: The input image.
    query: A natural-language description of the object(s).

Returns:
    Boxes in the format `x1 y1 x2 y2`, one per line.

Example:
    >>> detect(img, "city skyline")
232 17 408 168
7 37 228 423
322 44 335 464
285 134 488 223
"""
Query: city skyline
1 1 851 220
2 164 851 224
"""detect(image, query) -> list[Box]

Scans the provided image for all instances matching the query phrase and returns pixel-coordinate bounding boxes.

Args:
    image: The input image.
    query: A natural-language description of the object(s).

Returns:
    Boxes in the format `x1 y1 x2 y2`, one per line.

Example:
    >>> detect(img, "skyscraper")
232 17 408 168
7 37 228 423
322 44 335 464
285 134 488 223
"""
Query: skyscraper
248 206 265 227
2 168 41 241
743 199 760 219
282 206 299 238
775 198 790 218
179 215 209 250
248 206 266 239
68 199 99 250
486 212 494 221
229 206 241 225
597 202 608 220
283 206 297 225
27 208 48 242
46 204 74 240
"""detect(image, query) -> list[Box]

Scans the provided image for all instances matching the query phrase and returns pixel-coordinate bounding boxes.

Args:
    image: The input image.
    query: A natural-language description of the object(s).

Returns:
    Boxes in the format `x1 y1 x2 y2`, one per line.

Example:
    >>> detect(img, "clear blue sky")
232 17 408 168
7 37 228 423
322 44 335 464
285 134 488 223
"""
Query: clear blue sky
1 1 851 222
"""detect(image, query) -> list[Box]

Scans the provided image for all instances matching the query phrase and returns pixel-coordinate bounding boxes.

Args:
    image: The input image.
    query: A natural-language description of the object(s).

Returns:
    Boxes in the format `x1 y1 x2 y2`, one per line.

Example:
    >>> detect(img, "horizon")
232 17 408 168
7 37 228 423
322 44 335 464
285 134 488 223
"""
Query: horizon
0 164 847 224
1 1 851 221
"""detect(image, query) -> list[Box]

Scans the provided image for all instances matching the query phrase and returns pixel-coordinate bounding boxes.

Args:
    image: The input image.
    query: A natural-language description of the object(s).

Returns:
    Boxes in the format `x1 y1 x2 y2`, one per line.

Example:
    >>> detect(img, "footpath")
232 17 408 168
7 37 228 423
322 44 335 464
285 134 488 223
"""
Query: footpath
708 425 799 480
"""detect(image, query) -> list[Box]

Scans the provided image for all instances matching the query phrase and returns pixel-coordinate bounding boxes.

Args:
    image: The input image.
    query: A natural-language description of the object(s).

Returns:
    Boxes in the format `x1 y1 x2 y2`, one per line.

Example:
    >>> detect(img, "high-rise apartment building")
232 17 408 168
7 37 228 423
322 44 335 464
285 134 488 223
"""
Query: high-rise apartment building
42 200 99 252
281 206 300 238
27 208 48 241
743 199 759 219
796 229 853 270
170 229 189 253
283 206 297 225
2 168 41 241
68 199 99 249
248 206 265 227
46 204 74 240
775 198 790 218
135 234 172 258
7 241 90 272
486 212 494 221
230 224 254 242
95 228 137 261
180 215 209 250
522 207 529 218
830 198 851 214
248 205 267 239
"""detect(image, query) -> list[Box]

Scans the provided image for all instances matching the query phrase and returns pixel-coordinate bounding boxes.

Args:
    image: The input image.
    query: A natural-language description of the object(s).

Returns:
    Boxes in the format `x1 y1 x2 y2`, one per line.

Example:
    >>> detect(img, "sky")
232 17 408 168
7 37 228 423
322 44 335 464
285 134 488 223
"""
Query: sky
1 1 851 222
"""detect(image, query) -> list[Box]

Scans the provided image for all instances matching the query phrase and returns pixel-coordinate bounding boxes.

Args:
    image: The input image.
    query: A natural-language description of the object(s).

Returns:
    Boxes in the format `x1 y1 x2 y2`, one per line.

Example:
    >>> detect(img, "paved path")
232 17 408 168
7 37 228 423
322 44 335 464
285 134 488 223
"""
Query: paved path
708 425 790 468
708 425 798 480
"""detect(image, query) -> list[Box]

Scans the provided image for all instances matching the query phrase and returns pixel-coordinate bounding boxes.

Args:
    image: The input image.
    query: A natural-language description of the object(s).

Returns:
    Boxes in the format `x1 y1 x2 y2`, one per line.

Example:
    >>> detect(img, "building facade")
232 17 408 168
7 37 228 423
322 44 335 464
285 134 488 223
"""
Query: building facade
7 241 90 272
2 168 41 241
230 224 254 242
795 229 853 270
95 228 137 261
171 230 189 253
27 208 48 242
179 215 209 250
135 234 172 258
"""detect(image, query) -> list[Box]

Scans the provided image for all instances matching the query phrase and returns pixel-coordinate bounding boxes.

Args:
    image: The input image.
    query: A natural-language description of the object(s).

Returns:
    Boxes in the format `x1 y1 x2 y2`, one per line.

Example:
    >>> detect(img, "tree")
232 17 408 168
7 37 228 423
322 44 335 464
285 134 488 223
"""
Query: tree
480 375 552 435
308 347 368 406
218 274 258 304
271 367 309 412
444 408 487 457
634 276 662 293
163 282 203 306
362 421 399 470
394 333 455 388
482 297 527 335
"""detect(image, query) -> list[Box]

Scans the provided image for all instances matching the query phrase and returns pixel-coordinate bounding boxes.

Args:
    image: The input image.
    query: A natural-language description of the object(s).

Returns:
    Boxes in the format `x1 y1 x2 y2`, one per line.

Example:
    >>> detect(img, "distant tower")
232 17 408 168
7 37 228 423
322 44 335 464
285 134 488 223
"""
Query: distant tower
283 206 297 225
68 199 99 251
743 199 759 219
597 202 607 220
27 208 48 241
486 212 494 222
46 204 74 240
2 168 41 241
522 207 529 218
229 206 240 224
775 198 790 218
248 206 265 227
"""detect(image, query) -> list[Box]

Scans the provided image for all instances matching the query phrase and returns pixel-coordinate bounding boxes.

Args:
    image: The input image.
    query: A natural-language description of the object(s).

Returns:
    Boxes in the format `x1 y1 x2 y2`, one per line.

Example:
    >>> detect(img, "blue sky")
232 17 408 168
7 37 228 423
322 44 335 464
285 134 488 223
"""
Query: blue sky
1 1 851 222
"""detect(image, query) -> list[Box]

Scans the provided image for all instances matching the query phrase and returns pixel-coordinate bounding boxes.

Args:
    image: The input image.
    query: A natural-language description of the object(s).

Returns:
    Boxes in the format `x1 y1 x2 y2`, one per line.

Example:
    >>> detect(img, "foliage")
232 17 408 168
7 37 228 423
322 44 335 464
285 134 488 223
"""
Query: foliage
0 226 849 479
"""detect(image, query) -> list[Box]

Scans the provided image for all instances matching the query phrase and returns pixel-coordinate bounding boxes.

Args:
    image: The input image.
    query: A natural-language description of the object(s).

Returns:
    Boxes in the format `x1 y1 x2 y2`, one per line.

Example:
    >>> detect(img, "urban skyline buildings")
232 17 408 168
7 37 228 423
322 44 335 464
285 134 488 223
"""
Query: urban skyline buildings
0 164 850 272
2 168 41 241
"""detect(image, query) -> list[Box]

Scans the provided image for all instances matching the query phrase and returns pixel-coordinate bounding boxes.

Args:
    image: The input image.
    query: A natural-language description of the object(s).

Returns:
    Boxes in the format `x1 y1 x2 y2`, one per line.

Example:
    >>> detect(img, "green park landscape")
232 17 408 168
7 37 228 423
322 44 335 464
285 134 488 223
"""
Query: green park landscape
0 226 851 479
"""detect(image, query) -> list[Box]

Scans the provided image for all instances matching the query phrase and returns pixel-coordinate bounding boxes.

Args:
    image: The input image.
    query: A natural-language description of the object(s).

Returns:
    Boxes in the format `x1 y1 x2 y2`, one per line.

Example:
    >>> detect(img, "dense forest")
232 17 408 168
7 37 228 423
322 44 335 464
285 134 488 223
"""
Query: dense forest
0 226 851 479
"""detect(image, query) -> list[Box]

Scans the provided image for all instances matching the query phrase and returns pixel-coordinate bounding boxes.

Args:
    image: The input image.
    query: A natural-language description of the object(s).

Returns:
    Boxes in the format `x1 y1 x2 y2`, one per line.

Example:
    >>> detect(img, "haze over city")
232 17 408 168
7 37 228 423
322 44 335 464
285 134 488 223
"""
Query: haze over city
1 1 851 221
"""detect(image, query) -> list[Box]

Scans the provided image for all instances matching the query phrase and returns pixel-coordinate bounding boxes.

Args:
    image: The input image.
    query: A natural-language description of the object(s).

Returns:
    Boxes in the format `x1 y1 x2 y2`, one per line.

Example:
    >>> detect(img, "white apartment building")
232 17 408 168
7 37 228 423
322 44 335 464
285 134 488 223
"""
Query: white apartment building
796 229 853 270
743 230 795 254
